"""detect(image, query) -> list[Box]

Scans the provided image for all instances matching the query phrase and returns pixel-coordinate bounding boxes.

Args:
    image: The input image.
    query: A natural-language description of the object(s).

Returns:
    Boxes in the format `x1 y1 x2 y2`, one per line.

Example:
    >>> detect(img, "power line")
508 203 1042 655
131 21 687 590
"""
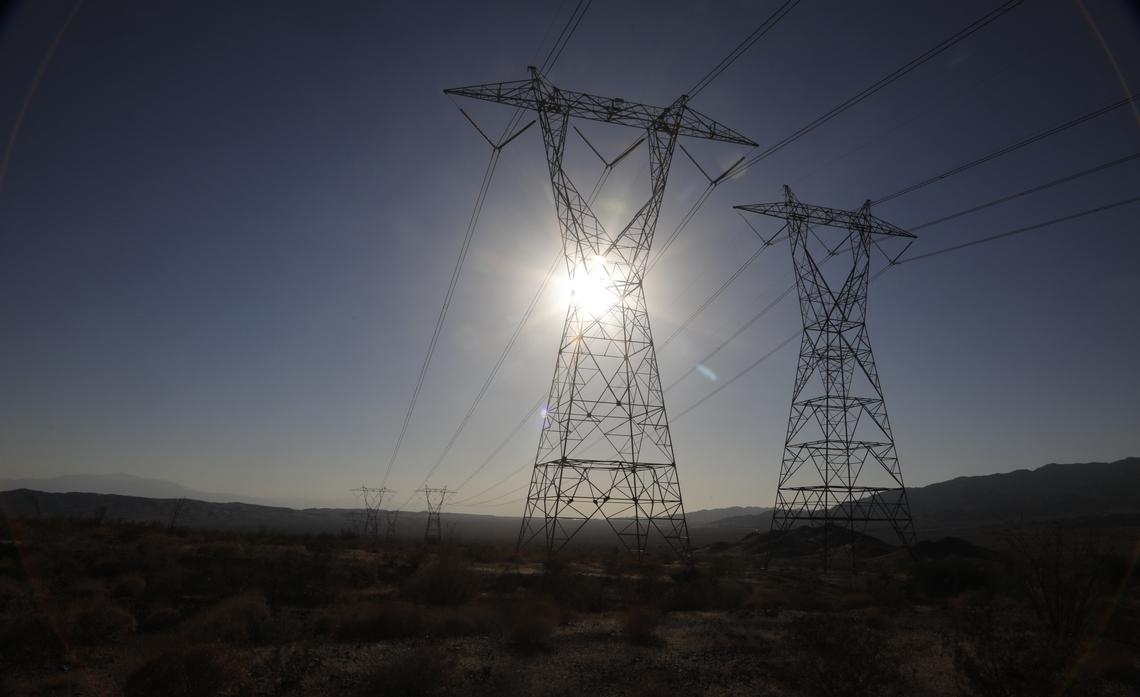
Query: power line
899 194 1140 264
540 0 593 74
645 0 1025 284
670 195 1140 420
909 151 1140 231
381 147 501 487
686 0 802 98
384 1 593 492
439 0 1030 505
727 0 1025 176
873 95 1140 205
660 224 787 348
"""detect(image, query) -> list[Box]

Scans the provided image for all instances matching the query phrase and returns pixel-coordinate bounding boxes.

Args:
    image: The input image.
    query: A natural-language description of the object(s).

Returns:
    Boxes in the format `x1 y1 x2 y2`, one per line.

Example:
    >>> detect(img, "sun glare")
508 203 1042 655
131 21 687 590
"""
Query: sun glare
567 254 618 318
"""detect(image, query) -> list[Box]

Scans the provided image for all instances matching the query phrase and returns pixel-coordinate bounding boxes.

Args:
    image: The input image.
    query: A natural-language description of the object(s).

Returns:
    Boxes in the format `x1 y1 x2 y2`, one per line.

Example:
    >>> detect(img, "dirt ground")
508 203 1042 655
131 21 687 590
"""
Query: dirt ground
1 518 1136 696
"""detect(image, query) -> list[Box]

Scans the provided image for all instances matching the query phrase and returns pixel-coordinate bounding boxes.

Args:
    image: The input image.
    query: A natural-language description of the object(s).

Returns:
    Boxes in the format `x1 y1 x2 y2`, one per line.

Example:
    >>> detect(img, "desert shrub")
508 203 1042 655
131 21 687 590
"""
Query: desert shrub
356 646 454 697
402 554 476 605
952 605 1099 697
69 601 136 644
506 596 559 651
790 614 904 697
335 601 422 641
908 557 996 599
139 605 181 632
1009 525 1108 641
0 577 31 614
0 613 68 665
111 572 147 599
14 672 97 697
124 645 242 697
537 562 608 611
427 603 498 638
183 593 271 643
667 568 748 611
623 605 662 646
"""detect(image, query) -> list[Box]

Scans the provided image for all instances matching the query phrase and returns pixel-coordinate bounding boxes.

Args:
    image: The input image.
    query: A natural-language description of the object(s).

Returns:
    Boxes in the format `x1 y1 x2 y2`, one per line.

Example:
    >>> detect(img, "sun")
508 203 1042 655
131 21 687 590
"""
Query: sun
567 254 618 318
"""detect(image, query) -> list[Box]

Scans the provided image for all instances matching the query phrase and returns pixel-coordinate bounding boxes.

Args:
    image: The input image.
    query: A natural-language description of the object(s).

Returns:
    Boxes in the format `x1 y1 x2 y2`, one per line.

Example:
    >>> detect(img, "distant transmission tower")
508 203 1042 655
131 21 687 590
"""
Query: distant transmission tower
736 186 917 570
417 487 454 545
351 486 391 540
446 67 755 558
384 510 400 542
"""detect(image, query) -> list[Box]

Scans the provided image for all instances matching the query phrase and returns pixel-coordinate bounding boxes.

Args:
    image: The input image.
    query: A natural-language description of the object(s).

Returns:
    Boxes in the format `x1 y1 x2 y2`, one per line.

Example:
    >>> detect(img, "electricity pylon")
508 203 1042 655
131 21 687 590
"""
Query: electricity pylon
384 510 400 542
446 67 755 558
351 486 392 540
417 487 454 545
736 186 917 571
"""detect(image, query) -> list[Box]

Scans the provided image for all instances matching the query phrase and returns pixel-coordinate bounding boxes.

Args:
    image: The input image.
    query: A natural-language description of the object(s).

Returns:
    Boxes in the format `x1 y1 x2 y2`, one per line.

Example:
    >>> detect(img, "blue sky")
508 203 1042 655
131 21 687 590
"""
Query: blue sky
1 0 1138 512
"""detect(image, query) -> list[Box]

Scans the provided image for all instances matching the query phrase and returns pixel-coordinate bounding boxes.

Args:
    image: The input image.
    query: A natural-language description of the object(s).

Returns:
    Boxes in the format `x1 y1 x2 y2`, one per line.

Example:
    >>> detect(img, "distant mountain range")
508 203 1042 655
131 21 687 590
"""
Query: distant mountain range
1 458 1136 545
0 472 339 509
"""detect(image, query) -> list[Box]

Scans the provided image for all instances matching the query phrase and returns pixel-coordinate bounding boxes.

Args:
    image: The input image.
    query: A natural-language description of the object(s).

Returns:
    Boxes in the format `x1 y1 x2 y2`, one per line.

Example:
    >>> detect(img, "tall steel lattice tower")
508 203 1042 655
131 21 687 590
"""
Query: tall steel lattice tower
736 186 917 569
418 487 453 545
446 68 755 557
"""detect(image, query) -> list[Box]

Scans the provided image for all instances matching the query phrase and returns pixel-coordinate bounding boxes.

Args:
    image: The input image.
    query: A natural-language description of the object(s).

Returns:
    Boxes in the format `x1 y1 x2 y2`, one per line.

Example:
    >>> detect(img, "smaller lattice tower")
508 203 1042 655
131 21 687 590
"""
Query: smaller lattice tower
418 488 455 545
351 486 392 540
736 186 917 570
384 510 400 542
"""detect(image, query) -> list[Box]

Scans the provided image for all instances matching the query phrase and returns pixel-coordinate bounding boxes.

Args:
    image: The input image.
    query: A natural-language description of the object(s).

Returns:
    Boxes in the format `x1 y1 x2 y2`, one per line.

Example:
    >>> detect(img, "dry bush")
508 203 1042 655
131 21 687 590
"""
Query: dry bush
355 646 454 697
69 600 136 644
622 605 662 646
139 604 181 632
537 561 608 611
0 613 68 665
506 596 560 651
12 672 97 697
1009 525 1108 641
790 613 905 697
111 572 147 599
667 567 748 611
951 600 1102 697
124 645 243 697
426 603 498 638
183 592 271 643
335 601 422 641
402 553 476 605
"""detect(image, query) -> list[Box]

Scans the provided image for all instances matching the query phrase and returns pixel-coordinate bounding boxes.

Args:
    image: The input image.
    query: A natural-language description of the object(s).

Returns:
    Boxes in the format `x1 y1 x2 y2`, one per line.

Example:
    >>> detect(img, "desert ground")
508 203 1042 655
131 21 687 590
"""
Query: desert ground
1 517 1137 697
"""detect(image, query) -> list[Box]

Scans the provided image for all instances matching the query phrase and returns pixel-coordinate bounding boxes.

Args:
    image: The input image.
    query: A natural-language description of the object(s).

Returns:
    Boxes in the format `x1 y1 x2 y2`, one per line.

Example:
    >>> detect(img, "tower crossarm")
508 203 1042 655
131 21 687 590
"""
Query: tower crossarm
444 68 757 146
734 201 916 239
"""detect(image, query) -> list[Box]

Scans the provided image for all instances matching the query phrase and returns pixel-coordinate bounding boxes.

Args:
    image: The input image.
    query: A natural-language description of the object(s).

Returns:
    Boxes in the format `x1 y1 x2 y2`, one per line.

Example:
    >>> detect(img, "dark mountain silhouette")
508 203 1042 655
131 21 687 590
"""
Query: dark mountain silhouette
1 458 1135 543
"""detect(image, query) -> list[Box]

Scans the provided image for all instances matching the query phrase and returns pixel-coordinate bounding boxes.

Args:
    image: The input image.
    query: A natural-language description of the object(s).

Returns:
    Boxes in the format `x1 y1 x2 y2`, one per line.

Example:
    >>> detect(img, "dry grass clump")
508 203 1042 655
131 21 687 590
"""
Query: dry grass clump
790 613 906 697
355 646 454 697
622 605 662 646
401 553 477 605
0 613 69 664
139 604 181 632
506 596 560 651
69 600 136 644
124 644 244 697
335 600 422 641
111 572 147 599
182 592 271 643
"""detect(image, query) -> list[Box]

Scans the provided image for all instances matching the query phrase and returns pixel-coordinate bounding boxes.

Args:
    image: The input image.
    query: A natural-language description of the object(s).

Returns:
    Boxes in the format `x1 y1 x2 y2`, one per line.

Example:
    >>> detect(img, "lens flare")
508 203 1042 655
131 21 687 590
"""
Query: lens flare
567 254 618 317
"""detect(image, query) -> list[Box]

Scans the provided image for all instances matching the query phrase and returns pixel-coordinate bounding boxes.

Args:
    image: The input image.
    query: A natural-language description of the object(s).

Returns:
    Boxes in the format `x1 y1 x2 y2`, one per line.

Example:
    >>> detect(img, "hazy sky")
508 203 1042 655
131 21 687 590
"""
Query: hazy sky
2 0 1138 512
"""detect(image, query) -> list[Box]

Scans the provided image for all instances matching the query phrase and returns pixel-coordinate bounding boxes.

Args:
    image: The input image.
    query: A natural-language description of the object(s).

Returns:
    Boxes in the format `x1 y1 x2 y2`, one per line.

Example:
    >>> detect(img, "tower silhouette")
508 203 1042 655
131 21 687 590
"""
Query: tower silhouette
446 67 755 557
418 487 453 545
736 186 917 569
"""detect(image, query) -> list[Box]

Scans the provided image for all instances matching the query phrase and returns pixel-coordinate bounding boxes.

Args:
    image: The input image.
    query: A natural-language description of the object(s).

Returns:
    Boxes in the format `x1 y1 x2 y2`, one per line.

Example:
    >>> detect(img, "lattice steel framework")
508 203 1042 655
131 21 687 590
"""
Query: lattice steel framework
351 486 391 540
384 510 400 542
446 67 755 558
418 487 453 545
736 186 917 569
